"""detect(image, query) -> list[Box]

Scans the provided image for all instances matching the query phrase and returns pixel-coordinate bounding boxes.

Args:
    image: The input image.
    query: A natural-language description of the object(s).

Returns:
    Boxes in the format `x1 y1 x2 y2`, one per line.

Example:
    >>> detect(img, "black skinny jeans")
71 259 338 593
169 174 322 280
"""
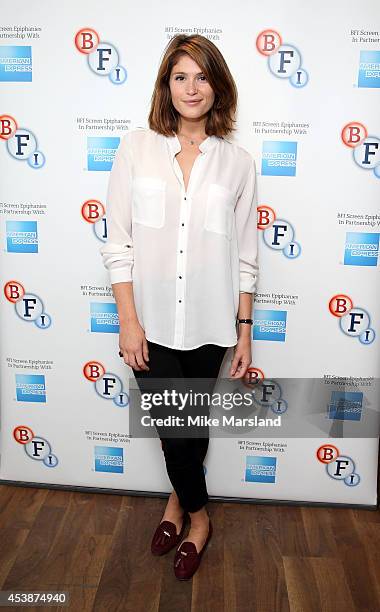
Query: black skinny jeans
133 340 228 513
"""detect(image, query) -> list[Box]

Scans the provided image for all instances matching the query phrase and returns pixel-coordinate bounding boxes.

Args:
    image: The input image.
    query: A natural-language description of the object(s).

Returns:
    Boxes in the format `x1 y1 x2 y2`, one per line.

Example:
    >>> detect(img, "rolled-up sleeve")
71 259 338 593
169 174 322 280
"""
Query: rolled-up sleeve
235 156 259 294
99 134 134 284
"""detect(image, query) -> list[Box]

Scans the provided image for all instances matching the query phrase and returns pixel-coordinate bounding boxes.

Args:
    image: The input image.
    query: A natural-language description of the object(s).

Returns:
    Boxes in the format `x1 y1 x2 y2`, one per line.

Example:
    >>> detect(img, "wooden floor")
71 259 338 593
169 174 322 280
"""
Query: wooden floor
0 484 379 612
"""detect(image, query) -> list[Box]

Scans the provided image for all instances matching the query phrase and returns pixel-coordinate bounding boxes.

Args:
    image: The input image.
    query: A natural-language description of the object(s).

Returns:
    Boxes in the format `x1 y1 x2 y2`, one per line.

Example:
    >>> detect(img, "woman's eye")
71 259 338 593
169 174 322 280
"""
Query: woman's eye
173 75 207 81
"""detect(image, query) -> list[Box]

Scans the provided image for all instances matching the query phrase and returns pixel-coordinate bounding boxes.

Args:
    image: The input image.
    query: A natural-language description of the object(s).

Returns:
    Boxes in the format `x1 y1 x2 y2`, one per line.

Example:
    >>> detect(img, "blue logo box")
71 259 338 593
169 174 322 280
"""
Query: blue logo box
16 374 46 403
0 46 32 82
6 221 38 253
253 309 287 342
94 446 124 473
327 391 363 421
344 232 379 266
358 50 380 88
261 141 297 176
245 456 277 483
90 302 120 333
87 137 120 171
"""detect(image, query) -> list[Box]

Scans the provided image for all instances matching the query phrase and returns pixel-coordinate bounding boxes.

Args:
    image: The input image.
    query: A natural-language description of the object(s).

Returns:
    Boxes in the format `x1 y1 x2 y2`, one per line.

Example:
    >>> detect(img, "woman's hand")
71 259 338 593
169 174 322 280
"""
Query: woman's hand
119 320 150 371
229 333 252 379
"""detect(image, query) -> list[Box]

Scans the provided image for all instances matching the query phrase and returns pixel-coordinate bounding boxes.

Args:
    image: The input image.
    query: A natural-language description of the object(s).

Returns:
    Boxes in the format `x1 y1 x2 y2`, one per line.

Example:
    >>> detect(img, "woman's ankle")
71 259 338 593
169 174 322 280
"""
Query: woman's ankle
188 506 209 525
164 491 183 513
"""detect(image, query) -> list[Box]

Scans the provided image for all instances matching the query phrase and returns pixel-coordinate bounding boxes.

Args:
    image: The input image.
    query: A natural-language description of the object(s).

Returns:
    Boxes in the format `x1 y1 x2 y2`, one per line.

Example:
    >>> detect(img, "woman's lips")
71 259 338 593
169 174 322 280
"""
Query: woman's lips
183 100 202 105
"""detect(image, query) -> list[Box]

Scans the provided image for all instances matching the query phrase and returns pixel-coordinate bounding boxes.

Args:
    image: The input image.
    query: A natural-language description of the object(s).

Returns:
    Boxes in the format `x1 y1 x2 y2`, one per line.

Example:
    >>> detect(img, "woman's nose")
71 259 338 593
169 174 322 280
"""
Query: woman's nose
186 80 197 94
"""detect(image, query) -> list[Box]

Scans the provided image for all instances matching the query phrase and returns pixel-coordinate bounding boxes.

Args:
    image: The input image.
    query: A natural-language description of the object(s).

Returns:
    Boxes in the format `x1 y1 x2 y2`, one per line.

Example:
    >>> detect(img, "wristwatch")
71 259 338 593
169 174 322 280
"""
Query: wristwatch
237 318 253 324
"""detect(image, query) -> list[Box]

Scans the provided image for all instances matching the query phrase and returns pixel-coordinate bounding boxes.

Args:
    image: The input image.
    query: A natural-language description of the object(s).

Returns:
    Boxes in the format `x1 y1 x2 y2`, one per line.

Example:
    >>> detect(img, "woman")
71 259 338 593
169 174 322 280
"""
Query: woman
100 34 259 580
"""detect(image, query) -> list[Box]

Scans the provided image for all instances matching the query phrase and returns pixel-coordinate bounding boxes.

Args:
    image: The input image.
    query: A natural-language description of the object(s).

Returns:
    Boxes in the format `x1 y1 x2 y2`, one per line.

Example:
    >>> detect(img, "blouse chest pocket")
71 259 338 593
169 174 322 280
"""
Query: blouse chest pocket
204 183 234 240
132 176 166 229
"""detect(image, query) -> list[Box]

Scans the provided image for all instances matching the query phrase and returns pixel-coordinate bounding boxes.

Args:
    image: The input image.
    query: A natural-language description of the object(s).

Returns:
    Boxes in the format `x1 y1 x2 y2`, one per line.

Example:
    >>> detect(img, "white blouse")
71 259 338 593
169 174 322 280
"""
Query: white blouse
99 127 259 350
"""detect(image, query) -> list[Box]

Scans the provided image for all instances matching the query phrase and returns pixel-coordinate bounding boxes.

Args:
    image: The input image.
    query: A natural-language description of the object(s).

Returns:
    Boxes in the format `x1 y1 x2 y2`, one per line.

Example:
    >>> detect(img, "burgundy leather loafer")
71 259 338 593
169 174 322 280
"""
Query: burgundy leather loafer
173 519 213 580
151 513 189 556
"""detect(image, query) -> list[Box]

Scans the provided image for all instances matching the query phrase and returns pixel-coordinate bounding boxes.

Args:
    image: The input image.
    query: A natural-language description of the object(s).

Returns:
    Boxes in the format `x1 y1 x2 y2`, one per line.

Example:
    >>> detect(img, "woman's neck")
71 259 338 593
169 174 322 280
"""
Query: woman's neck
177 117 207 139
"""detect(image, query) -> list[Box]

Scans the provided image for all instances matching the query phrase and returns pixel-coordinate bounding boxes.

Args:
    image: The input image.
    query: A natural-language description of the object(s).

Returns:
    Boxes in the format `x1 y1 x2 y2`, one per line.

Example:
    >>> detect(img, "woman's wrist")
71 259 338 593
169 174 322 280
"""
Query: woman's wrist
237 323 252 338
119 314 140 328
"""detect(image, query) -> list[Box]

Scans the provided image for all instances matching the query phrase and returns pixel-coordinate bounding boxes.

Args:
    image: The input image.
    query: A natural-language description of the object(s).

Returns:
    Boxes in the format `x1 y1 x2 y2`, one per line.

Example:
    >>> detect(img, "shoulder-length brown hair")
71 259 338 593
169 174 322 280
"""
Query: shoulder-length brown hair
148 34 238 138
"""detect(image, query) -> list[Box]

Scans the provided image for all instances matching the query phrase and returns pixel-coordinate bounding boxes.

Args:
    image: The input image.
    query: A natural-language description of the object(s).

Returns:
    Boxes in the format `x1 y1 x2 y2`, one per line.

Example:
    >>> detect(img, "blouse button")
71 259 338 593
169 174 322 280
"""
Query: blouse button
181 223 184 227
180 250 183 253
179 275 182 279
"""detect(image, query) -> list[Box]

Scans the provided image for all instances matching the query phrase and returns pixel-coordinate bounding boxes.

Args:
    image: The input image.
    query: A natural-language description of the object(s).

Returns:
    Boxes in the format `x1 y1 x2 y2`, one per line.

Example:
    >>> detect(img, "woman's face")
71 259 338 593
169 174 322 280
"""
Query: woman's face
169 54 215 123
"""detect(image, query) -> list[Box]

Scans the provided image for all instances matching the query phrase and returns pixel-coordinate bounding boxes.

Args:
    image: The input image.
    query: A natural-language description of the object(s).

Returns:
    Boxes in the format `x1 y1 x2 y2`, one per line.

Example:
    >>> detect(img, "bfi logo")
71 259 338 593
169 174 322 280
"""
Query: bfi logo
256 29 309 88
81 199 107 242
83 360 129 408
317 444 360 487
341 121 380 178
329 294 375 345
0 115 45 168
258 205 301 259
4 280 52 329
13 425 59 468
241 371 288 415
74 27 127 85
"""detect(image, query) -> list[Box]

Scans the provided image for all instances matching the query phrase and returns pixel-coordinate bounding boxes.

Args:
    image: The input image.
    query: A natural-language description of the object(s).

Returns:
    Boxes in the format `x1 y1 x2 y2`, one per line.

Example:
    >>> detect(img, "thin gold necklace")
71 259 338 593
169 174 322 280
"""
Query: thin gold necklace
178 131 207 146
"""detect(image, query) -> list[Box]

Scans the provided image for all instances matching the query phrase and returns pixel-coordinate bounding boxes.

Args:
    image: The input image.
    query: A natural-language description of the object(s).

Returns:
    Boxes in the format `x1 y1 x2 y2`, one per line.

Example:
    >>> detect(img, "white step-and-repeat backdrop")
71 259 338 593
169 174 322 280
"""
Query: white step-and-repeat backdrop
1 0 379 506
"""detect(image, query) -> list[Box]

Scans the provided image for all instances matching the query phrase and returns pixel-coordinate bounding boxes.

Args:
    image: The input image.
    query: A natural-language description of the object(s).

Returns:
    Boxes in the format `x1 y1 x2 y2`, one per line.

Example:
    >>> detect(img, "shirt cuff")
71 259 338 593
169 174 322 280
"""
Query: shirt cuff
239 271 257 293
109 265 133 284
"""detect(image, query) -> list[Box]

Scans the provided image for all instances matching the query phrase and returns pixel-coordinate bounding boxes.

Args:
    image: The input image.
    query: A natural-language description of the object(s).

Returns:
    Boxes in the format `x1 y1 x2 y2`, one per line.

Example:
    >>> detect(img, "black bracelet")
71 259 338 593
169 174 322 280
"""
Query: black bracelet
237 318 253 324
